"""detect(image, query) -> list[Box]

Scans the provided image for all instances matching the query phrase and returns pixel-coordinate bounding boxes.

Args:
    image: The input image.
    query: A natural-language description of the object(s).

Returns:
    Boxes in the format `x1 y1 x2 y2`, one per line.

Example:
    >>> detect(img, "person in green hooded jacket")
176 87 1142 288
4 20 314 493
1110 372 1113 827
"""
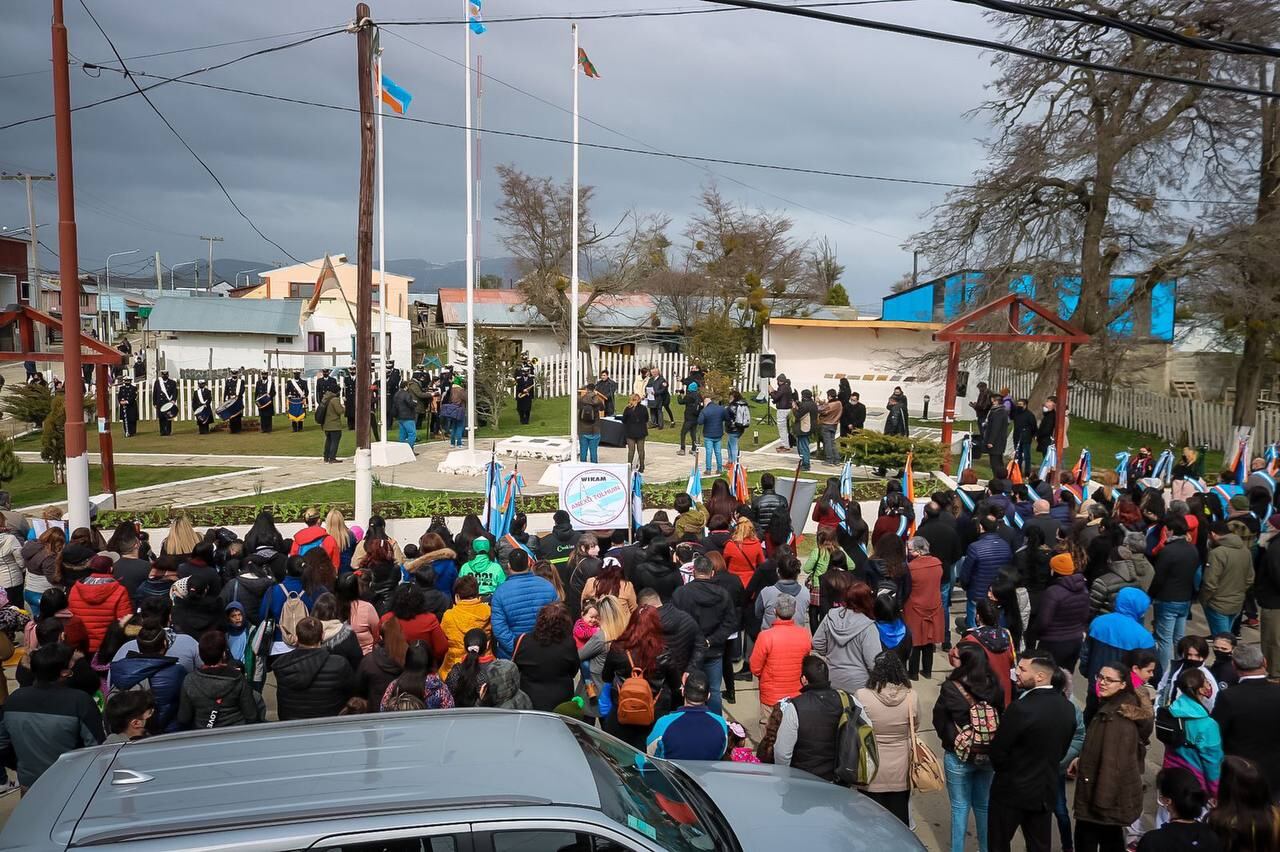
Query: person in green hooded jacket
459 537 506 598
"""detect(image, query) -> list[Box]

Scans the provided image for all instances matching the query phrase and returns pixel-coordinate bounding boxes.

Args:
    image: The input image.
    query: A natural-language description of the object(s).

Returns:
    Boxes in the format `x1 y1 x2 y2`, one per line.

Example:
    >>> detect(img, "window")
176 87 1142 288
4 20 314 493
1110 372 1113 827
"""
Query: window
488 831 634 852
19 280 29 301
290 282 315 298
80 293 90 307
309 835 462 852
308 332 326 353
277 336 294 344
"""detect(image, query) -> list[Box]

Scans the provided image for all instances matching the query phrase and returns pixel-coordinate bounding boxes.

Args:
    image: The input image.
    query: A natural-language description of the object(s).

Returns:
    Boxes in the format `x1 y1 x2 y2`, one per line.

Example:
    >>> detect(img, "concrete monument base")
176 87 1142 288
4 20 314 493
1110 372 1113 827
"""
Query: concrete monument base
372 440 417 468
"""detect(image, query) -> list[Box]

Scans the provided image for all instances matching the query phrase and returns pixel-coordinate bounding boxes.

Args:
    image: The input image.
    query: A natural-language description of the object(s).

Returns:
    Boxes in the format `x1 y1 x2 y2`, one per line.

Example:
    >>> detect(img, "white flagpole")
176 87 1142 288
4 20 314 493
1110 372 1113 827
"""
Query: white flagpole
569 22 580 451
464 2 477 454
376 55 388 446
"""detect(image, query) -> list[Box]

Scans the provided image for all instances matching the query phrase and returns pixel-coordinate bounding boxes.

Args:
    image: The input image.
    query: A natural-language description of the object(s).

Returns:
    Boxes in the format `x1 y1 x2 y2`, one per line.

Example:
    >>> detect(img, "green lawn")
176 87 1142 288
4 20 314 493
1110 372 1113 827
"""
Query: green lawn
206 480 434 507
12 463 239 508
14 419 363 458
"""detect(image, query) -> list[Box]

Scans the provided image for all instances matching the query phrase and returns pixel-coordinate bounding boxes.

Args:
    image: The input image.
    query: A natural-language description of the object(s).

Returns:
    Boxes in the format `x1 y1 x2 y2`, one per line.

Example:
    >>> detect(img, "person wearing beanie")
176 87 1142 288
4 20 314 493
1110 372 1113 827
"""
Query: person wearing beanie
67 554 131 653
1025 551 1090 673
458 537 506 598
677 380 702 456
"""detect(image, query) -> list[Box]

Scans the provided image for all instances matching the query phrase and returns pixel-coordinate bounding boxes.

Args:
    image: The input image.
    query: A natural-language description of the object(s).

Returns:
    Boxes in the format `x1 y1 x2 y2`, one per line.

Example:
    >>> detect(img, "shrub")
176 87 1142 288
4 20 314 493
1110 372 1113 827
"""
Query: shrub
836 431 943 472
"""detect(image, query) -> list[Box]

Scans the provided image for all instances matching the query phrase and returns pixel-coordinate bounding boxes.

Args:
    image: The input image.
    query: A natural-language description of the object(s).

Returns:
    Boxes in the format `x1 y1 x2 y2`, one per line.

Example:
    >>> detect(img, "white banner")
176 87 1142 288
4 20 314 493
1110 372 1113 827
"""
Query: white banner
558 463 632 531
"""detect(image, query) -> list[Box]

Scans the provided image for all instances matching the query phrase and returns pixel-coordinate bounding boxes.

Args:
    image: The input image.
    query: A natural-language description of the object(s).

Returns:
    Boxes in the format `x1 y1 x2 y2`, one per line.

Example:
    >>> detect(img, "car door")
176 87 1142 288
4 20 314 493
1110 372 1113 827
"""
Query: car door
473 820 655 852
307 824 474 852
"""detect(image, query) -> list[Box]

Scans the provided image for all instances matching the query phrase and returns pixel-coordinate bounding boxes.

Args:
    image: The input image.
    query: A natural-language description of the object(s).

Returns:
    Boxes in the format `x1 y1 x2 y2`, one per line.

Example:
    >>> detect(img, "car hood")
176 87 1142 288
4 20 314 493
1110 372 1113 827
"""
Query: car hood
674 760 924 852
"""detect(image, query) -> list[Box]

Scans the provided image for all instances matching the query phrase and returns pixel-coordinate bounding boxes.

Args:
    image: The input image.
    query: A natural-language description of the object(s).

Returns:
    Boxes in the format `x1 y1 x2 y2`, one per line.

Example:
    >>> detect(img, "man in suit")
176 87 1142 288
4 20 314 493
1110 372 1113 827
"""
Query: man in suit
1213 643 1280 797
988 650 1077 852
152 370 178 436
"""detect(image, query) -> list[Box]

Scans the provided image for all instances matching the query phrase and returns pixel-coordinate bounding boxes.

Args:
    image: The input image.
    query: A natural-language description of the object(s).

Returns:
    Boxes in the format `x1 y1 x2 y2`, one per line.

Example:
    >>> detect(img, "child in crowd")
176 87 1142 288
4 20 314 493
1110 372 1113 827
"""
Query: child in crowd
726 722 760 763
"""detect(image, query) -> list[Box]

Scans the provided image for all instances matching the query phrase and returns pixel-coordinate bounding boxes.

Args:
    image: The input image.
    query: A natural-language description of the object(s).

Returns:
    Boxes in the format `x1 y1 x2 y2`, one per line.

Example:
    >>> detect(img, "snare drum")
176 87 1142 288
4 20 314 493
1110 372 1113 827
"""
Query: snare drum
158 401 177 419
216 398 244 421
256 393 273 410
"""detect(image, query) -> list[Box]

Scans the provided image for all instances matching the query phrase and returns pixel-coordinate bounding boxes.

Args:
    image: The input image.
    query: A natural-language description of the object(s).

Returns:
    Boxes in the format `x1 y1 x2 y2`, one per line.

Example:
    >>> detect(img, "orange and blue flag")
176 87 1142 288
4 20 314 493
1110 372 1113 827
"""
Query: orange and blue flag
381 75 412 115
902 452 916 536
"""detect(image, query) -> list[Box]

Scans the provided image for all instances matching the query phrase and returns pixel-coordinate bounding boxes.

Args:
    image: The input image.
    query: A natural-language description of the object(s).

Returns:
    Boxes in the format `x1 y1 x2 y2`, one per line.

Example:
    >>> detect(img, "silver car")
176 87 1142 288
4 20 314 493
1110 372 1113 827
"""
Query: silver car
1 709 923 852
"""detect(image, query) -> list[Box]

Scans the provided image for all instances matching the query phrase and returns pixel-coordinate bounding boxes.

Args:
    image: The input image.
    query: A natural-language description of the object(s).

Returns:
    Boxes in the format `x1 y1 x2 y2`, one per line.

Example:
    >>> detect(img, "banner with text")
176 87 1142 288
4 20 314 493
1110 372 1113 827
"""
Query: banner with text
558 463 632 531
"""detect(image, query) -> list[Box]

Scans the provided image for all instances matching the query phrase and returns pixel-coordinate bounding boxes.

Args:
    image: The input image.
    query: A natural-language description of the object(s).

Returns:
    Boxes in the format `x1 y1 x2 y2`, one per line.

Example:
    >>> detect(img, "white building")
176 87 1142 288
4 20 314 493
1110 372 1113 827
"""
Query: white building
147 292 410 376
764 315 982 418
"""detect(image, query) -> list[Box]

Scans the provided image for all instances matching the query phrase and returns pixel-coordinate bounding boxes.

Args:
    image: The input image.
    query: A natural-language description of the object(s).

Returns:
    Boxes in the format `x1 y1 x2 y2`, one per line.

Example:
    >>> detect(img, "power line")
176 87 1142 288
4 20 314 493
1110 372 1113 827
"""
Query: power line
381 0 915 26
698 0 1280 100
0 24 346 81
75 0 303 262
382 28 901 239
0 27 347 132
950 0 1280 60
108 65 1251 208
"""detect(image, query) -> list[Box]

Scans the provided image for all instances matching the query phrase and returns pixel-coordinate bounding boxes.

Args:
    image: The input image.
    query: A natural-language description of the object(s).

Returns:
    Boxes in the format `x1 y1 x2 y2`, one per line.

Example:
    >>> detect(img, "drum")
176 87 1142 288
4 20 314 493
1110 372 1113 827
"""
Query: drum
158 401 177 419
195 407 213 426
256 393 273 411
216 397 244 421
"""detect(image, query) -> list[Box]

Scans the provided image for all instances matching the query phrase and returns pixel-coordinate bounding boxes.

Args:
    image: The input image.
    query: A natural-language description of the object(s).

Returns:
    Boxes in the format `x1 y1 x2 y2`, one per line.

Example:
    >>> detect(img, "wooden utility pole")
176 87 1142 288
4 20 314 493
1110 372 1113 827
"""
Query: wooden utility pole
199 235 223 290
51 0 91 530
353 3 375 526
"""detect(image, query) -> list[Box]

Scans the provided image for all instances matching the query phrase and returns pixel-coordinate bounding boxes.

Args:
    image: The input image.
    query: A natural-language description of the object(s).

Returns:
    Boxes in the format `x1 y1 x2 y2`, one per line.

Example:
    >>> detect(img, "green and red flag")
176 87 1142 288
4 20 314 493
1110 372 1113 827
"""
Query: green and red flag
577 47 600 79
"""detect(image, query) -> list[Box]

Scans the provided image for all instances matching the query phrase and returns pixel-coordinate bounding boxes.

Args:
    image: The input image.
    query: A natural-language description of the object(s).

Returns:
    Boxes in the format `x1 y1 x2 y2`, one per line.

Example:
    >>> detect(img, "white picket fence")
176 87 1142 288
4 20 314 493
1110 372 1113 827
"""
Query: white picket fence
989 366 1280 453
533 351 761 398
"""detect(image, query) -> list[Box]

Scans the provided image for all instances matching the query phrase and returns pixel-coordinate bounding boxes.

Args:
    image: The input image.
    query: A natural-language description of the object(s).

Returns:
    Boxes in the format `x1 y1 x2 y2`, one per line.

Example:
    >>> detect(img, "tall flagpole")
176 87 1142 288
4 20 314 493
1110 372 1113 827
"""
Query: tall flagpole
376 54 389 446
475 54 483 292
569 22 581 451
464 1 477 453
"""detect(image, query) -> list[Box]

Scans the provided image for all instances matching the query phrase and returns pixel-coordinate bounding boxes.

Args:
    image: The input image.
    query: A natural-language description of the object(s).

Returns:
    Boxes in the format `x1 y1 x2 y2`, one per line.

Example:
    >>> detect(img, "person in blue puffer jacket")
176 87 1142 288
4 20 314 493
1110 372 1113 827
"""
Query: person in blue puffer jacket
959 515 1014 628
107 624 187 733
489 549 558 659
1080 586 1154 723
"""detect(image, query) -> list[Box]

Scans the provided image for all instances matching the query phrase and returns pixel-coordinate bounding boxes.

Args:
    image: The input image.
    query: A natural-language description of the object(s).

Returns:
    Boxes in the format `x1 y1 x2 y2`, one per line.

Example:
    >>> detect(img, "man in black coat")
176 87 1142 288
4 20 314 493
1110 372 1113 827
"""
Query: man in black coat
988 650 1077 852
640 588 705 679
1035 396 1058 461
1212 642 1280 797
272 617 353 720
1010 398 1037 476
982 400 1010 474
750 472 789 533
671 556 737 715
917 500 964 649
152 370 179 436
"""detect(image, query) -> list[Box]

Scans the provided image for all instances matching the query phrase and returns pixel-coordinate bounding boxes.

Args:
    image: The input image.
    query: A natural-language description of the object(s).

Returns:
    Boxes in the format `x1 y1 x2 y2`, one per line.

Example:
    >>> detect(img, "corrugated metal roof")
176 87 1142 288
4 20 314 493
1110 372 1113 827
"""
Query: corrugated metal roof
147 296 302 335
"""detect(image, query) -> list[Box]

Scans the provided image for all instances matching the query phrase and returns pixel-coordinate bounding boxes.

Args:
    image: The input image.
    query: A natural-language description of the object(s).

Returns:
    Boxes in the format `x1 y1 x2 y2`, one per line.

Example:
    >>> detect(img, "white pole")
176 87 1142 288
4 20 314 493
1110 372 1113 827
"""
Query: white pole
376 56 389 446
105 249 138 346
464 4 476 453
569 23 580 451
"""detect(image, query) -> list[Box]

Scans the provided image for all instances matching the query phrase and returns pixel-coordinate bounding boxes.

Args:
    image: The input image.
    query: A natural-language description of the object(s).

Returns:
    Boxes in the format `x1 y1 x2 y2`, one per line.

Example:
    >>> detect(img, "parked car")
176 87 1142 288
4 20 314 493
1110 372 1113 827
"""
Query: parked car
1 709 921 852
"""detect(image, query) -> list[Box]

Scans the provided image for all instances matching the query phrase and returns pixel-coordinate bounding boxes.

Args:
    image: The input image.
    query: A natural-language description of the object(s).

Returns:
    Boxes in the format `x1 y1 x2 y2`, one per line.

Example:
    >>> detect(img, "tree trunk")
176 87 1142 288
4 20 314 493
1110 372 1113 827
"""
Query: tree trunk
1028 349 1063 413
1231 322 1267 449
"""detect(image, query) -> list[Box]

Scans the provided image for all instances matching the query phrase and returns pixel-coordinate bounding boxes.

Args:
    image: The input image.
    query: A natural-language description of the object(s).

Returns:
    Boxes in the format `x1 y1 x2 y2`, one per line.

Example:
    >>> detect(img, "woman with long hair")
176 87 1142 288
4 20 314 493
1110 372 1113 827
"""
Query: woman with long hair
456 514 491 565
381 582 447 662
934 642 1005 852
326 509 355 573
1208 756 1280 852
511 601 579 712
633 539 681 603
21 526 64 612
600 604 673 748
855 651 920 825
1160 666 1223 807
160 516 202 559
1069 662 1154 851
802 527 841 626
532 558 566 602
812 477 845 532
380 640 454 711
310 592 364 670
446 628 496 707
870 532 912 605
577 594 630 723
355 616 408 707
763 510 794 560
724 517 766 588
622 392 649 473
1138 767 1221 851
334 572 380 655
563 533 601 615
300 549 337 600
707 478 736 529
581 556 636 616
244 510 285 553
409 531 458 595
351 514 405 570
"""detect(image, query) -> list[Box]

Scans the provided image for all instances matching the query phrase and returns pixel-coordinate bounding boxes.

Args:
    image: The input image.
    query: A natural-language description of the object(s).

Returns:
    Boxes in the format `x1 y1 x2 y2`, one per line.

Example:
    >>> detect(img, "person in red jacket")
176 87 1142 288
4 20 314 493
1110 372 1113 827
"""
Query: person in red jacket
67 555 132 653
380 583 448 665
749 595 812 726
290 507 339 568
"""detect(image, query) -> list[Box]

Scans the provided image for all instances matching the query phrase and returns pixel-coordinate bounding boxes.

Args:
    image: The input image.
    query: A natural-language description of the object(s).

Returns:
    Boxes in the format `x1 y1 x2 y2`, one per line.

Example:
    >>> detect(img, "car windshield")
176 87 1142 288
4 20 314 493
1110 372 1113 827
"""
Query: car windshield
568 722 717 852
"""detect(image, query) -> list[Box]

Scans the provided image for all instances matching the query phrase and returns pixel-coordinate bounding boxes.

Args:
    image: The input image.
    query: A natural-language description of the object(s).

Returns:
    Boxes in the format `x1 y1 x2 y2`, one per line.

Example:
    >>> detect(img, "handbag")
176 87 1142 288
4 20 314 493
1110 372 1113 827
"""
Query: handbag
907 698 945 792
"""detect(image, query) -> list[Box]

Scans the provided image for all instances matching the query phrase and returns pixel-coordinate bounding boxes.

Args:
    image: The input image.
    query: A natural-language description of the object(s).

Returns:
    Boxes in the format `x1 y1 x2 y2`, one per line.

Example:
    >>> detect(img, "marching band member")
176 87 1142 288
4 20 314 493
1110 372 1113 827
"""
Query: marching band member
222 369 246 434
116 375 139 438
342 368 356 431
316 367 339 398
255 374 276 433
193 380 213 434
152 370 178 437
286 370 309 433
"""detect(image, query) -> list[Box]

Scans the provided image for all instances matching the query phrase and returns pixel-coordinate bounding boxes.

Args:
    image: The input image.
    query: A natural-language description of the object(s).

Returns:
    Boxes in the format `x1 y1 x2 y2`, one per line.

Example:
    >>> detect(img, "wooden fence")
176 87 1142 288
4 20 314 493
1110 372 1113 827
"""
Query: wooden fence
533 351 761 398
989 366 1280 453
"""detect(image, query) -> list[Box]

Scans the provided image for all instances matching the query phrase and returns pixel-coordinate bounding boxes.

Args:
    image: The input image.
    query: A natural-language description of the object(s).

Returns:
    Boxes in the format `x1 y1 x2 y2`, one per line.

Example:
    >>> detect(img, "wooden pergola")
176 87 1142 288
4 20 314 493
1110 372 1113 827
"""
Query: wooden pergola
0 304 125 496
934 293 1090 474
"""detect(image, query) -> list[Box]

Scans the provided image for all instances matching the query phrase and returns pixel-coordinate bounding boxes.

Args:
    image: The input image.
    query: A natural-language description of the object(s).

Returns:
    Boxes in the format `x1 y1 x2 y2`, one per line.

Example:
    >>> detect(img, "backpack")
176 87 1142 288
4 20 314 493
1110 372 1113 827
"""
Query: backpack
616 651 656 726
296 535 328 558
952 683 1000 767
579 399 599 425
1155 704 1187 749
834 690 879 787
733 402 751 428
278 586 309 646
875 578 900 619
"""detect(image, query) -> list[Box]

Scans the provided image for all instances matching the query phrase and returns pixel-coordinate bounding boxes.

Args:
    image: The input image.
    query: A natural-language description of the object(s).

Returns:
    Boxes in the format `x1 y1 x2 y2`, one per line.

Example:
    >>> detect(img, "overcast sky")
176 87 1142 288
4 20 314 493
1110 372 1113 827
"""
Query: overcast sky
0 0 1000 308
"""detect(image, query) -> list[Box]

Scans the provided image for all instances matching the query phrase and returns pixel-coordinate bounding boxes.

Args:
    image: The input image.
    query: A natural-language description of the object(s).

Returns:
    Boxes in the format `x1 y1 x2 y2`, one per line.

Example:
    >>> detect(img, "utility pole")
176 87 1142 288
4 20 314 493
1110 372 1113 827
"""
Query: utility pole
199 235 223 290
153 251 162 290
0 172 54 325
353 3 375 526
51 0 90 530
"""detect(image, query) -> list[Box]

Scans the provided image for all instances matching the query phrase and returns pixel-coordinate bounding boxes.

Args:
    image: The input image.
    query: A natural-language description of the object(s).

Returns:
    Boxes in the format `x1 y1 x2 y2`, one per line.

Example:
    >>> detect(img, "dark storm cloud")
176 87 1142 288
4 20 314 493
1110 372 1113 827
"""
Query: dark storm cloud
0 0 998 303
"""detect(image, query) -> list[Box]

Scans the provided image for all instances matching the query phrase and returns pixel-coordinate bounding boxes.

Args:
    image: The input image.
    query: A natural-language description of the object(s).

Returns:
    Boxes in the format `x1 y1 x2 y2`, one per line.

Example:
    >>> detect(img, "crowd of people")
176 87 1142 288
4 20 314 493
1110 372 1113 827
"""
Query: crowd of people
2 451 1280 852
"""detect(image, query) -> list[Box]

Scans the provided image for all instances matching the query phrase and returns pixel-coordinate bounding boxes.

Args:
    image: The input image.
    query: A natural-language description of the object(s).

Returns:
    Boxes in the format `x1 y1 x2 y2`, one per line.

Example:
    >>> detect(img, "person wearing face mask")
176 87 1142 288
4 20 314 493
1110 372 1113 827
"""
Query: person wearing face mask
1034 396 1057 463
1010 398 1037 476
1158 666 1223 815
1155 635 1219 711
1068 662 1154 852
1207 633 1239 693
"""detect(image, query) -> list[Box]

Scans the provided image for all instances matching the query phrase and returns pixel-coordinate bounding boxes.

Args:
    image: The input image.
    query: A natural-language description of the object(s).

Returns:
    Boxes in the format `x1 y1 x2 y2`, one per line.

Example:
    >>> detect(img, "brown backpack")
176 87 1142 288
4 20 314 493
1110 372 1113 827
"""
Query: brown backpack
616 651 656 726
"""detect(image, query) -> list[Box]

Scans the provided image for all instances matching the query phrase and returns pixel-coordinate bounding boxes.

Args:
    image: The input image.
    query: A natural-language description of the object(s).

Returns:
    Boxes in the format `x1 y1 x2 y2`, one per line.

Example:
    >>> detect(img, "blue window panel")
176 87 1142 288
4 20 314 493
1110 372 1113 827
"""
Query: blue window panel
943 271 985 320
1150 280 1176 341
1010 274 1036 332
882 283 935 322
1107 276 1136 336
1056 276 1081 321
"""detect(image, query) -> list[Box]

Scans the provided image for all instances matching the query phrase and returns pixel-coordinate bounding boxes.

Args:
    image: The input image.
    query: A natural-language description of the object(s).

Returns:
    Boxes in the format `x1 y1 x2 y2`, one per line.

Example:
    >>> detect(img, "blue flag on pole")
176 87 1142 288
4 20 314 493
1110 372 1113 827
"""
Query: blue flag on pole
632 470 644 531
686 451 703 503
468 0 486 34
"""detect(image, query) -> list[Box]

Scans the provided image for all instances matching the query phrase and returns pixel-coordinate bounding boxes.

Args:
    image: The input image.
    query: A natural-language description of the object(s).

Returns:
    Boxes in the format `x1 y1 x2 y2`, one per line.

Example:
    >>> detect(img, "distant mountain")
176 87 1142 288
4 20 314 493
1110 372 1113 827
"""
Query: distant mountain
387 257 521 292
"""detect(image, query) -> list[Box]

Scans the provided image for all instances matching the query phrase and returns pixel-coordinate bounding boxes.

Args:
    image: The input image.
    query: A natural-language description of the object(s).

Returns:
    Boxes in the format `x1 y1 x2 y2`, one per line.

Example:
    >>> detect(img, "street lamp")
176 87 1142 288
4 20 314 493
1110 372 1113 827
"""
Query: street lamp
236 269 257 287
105 249 139 345
170 260 197 291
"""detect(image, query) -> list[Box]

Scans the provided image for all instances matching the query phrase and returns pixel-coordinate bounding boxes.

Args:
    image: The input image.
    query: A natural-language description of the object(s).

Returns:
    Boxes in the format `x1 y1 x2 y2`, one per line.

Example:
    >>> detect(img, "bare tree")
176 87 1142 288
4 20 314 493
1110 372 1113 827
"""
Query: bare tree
907 0 1272 412
807 237 846 304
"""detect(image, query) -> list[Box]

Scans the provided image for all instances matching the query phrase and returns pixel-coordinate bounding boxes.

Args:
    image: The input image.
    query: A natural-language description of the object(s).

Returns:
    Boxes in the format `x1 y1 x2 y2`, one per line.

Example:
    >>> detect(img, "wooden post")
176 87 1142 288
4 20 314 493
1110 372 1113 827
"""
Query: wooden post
353 3 375 525
1056 342 1071 461
941 341 960 474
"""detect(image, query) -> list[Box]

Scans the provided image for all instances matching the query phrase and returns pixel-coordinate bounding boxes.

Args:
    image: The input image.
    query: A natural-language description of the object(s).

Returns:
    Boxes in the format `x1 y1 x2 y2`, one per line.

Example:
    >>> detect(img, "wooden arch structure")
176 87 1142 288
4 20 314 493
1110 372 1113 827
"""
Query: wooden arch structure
0 305 124 496
934 293 1089 474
